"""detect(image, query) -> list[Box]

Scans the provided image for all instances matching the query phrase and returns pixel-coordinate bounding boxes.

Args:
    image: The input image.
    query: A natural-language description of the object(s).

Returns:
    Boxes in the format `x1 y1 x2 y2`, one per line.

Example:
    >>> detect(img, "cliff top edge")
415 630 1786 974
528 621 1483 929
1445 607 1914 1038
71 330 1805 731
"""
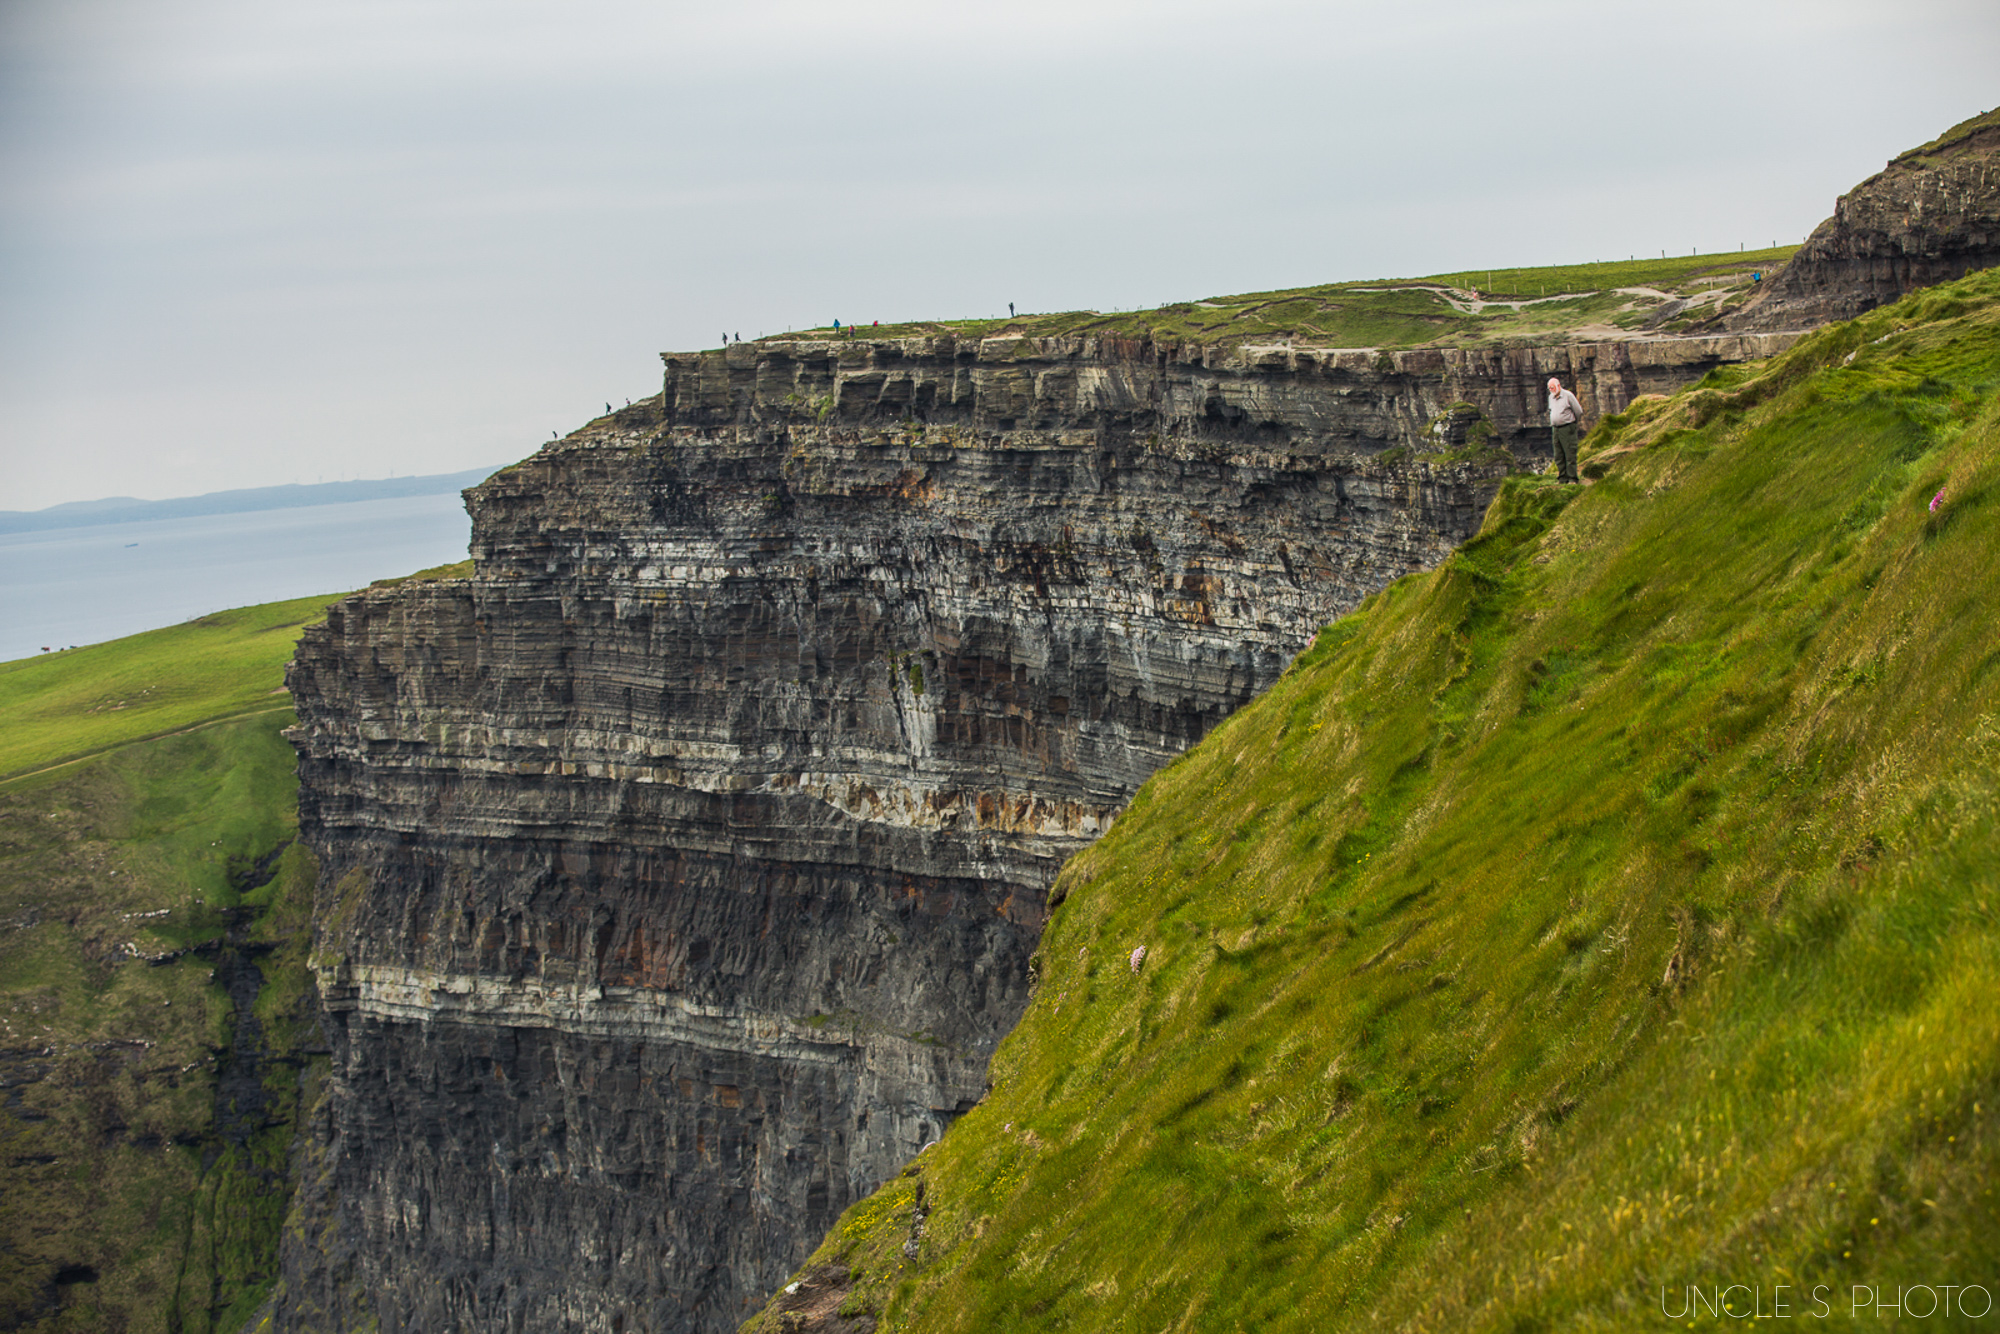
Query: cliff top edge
682 246 1804 361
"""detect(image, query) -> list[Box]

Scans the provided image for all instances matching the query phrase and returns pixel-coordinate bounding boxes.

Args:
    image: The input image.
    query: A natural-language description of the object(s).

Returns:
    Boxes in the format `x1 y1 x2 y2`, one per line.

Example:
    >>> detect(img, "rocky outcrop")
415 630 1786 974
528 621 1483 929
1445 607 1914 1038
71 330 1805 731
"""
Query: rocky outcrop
1731 107 2000 331
275 328 1792 1332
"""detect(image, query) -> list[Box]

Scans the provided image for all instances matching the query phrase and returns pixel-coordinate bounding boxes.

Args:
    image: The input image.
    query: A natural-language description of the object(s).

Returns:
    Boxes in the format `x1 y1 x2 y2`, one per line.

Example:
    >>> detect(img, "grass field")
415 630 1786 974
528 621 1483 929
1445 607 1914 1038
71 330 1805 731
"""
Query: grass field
0 596 344 1332
750 269 2000 1332
0 558 471 782
776 247 1799 351
0 595 345 781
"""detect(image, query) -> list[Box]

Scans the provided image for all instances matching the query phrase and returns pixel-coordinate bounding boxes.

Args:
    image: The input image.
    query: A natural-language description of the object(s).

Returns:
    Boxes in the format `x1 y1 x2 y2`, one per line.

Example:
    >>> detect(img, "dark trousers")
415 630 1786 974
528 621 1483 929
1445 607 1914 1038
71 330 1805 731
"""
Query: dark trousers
1551 421 1580 482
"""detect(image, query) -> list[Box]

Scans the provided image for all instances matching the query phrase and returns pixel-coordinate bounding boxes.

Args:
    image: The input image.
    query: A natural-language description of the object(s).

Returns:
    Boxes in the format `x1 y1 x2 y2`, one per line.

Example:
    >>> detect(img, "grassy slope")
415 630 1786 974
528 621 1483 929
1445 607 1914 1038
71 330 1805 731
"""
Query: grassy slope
780 247 1798 349
0 600 345 1332
750 269 2000 1331
0 596 345 781
0 561 471 782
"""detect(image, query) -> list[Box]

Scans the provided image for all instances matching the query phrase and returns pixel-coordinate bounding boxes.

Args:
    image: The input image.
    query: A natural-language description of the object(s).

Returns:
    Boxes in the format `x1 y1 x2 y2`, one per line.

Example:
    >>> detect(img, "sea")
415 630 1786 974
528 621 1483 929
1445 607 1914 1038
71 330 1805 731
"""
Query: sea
0 493 476 664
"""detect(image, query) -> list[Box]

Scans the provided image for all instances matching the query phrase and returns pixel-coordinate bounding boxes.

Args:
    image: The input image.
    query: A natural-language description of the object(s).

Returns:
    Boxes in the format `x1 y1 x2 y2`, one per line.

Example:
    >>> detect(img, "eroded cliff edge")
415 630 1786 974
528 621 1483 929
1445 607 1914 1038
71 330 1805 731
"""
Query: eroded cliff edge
1730 106 2000 331
275 330 1790 1332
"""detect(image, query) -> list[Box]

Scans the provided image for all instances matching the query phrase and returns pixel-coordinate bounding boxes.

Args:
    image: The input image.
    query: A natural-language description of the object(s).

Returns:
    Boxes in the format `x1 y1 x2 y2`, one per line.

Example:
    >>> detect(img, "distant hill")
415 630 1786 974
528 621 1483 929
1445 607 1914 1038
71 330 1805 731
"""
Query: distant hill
0 465 506 535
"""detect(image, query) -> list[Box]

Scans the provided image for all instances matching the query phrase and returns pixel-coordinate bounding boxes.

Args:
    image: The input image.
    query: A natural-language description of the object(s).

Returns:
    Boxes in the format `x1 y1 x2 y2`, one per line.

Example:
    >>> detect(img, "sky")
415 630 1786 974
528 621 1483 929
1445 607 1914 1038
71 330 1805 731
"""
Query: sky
1 0 1995 512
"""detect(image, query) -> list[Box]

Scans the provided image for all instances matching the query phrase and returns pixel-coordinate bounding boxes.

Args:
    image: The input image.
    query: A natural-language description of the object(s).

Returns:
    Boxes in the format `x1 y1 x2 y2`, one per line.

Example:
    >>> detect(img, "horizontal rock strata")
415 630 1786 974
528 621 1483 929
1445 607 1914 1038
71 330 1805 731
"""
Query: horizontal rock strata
276 328 1791 1332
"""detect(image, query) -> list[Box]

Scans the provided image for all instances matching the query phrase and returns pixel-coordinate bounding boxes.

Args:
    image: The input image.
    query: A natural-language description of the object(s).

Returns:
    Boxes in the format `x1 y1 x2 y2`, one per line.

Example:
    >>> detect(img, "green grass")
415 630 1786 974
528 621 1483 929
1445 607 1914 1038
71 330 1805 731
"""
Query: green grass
1422 247 1795 300
0 595 344 780
0 595 347 1332
776 248 1799 351
0 561 470 782
749 268 2000 1332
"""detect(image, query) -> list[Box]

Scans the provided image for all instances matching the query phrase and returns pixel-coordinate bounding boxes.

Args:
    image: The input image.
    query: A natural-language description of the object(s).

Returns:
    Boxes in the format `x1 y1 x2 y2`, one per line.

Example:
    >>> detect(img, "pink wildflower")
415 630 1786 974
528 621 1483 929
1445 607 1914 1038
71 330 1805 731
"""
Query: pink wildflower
1930 489 1945 513
1129 945 1147 974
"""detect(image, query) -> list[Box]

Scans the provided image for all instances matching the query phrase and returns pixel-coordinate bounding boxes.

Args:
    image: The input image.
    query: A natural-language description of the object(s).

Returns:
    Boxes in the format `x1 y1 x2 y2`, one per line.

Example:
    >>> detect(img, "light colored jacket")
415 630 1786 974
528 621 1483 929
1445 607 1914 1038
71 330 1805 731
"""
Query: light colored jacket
1548 388 1582 426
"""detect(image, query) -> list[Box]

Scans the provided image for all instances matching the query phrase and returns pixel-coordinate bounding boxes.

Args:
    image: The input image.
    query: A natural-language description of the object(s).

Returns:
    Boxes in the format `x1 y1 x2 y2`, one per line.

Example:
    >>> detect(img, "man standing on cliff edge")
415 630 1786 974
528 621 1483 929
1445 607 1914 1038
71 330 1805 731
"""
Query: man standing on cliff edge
1547 376 1584 484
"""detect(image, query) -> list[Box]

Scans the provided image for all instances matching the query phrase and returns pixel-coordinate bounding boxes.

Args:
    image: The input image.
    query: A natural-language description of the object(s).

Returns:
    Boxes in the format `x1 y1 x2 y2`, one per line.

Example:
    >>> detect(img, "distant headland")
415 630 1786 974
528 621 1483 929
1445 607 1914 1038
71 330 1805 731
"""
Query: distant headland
0 465 506 535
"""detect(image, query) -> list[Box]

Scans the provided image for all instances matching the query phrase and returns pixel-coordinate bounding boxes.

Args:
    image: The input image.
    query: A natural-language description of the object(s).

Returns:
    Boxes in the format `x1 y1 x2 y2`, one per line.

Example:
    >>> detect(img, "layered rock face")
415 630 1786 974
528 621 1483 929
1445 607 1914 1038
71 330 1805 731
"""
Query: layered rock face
1734 107 2000 331
276 329 1791 1332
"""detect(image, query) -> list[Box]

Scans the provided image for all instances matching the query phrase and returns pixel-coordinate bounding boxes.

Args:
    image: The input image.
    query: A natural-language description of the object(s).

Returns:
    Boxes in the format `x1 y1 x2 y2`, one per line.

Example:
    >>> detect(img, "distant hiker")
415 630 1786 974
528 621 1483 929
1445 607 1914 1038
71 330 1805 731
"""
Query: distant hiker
1009 302 1015 318
833 319 841 332
605 403 613 414
1547 377 1584 484
735 332 741 342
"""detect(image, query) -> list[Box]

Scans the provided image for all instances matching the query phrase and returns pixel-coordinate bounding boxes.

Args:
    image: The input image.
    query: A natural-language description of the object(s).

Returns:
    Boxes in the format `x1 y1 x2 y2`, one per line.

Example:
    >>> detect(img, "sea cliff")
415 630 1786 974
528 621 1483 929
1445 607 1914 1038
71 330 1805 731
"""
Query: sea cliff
275 328 1789 1331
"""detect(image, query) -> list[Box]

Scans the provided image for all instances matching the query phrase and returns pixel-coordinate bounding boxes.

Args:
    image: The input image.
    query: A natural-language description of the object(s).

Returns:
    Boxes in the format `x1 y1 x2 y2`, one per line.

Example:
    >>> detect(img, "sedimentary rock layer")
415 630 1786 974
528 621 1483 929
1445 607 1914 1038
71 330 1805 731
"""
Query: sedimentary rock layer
276 329 1790 1332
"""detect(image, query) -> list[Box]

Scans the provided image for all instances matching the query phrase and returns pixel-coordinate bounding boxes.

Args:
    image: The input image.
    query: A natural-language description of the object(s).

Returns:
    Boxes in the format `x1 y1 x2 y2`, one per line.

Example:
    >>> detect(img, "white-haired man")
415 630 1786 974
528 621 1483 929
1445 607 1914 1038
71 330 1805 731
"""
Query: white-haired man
1547 377 1584 484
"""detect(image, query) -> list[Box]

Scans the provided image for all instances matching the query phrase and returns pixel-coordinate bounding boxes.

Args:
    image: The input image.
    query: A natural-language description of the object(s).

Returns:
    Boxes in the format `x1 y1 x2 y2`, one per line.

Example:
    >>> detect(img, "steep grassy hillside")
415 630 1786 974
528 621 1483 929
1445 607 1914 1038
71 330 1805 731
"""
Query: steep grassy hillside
785 247 1798 348
0 593 361 1332
750 269 2000 1332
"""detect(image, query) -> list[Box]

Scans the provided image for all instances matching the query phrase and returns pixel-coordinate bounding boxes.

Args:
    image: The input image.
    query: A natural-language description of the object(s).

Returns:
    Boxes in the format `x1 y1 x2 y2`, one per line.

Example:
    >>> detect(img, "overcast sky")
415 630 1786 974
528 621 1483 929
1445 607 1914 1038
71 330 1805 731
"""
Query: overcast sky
2 0 1995 511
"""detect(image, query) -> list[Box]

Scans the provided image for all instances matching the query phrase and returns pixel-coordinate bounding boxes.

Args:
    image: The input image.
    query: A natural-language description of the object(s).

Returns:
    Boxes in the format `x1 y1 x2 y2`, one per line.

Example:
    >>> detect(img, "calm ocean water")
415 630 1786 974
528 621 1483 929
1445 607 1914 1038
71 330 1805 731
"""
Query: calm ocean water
0 493 475 664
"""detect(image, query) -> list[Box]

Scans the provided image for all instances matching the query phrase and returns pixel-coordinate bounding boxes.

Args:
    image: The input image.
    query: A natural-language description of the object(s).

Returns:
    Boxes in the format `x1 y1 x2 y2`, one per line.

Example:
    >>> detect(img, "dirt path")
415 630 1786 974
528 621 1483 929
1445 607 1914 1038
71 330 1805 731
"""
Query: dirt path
1346 283 1602 313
